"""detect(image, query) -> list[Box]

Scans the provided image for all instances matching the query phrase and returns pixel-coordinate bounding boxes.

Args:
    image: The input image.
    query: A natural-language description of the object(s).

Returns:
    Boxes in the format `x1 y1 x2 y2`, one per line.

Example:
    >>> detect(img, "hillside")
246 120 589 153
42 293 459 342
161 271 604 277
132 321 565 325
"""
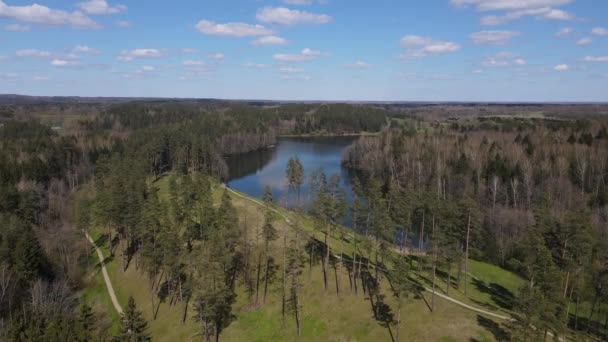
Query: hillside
81 175 530 341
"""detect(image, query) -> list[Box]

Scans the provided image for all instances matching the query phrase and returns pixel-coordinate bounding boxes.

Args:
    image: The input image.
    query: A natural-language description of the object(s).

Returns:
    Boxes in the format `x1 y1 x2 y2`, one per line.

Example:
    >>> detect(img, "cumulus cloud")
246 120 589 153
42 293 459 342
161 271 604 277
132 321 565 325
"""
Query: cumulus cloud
283 0 314 4
451 0 575 25
183 60 206 66
4 23 30 32
251 35 289 46
556 27 573 37
273 48 324 62
242 62 270 69
73 45 100 54
51 59 78 67
279 67 304 73
195 20 273 37
16 49 52 58
450 0 573 11
77 0 126 15
207 53 225 60
480 51 526 68
346 61 371 69
515 58 527 65
592 27 608 36
0 0 100 29
470 30 520 45
282 75 311 81
118 49 166 62
256 7 331 26
399 35 460 59
577 37 592 46
554 64 569 71
582 56 608 62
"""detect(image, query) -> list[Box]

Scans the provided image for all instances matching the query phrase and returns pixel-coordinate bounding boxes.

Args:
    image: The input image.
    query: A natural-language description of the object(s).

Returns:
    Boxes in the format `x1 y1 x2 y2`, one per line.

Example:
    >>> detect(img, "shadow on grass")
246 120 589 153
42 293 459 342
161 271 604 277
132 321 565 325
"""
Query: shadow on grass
474 315 510 341
472 279 515 310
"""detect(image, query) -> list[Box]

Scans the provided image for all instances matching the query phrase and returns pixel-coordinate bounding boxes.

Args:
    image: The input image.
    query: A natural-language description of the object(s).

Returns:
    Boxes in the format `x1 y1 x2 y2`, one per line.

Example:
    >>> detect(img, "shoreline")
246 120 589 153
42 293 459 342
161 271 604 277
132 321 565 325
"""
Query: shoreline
277 131 379 138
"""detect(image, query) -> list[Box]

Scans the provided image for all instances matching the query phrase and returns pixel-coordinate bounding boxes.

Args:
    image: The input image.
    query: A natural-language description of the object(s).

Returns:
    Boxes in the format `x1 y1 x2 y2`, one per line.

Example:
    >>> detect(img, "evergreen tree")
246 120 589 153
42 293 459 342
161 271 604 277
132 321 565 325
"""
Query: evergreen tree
115 297 150 342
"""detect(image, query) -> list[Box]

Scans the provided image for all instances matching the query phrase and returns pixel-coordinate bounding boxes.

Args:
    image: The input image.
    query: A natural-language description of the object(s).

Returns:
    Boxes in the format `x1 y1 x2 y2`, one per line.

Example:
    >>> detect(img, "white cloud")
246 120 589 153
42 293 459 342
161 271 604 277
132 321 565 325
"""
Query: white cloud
450 0 573 11
195 20 273 37
207 53 225 60
283 0 314 4
470 30 520 45
16 49 52 58
77 0 126 15
51 59 77 67
114 20 131 28
582 56 608 63
515 58 527 65
273 48 324 62
251 35 289 46
282 75 311 81
472 69 484 74
553 64 569 71
577 37 592 46
73 45 100 54
183 60 206 66
4 23 30 32
452 0 575 25
141 66 155 71
279 67 304 73
399 35 460 59
0 72 19 80
0 0 100 29
242 62 270 69
118 49 166 62
346 61 371 69
256 7 331 26
556 27 573 37
480 52 526 68
592 27 608 36
33 76 50 81
400 35 433 47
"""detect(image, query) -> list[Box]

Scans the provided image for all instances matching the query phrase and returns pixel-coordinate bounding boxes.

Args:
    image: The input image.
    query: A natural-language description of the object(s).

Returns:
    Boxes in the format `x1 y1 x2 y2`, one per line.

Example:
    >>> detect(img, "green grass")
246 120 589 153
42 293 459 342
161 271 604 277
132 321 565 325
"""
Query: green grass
81 175 533 341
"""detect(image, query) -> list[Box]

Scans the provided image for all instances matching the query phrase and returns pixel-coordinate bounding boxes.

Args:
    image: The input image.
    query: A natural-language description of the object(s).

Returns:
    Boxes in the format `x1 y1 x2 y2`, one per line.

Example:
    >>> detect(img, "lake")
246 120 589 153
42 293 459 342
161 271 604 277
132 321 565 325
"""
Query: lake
226 136 357 208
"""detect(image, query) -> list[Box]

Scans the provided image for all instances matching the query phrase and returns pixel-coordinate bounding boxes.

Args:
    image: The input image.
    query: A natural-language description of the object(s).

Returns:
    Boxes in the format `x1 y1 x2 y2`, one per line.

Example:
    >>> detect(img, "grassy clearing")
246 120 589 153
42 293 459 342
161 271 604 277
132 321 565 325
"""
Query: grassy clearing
81 175 529 341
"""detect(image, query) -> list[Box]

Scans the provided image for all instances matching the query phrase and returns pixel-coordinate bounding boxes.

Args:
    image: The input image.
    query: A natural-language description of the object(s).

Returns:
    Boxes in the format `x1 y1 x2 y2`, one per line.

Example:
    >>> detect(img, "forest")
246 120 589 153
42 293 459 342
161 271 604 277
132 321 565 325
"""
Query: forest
1 99 608 341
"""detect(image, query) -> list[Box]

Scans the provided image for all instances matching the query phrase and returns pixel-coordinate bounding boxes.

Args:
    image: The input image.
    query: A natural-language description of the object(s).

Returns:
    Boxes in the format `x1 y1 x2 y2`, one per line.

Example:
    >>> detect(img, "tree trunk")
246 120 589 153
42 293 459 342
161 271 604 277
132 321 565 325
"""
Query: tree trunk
309 243 314 282
431 215 436 313
419 211 425 254
396 304 401 342
574 295 580 330
464 212 471 296
282 231 287 327
323 222 330 291
255 252 262 304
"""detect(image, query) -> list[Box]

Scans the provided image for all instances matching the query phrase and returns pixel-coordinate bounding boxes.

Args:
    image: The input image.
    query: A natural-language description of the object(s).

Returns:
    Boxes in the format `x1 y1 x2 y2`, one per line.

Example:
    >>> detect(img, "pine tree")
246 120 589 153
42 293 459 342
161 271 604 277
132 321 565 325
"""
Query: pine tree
115 297 150 342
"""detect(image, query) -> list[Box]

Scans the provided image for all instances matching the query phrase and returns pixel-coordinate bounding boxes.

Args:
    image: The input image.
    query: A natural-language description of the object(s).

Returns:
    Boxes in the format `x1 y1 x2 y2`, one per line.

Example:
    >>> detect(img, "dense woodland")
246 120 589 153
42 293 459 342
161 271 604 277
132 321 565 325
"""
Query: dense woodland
1 99 608 341
344 118 608 339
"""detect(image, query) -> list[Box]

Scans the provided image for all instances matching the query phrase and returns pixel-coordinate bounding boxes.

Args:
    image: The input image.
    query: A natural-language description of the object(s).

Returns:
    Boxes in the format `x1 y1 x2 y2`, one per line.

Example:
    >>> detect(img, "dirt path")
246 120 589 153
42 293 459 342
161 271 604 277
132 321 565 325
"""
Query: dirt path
85 231 123 315
224 185 514 322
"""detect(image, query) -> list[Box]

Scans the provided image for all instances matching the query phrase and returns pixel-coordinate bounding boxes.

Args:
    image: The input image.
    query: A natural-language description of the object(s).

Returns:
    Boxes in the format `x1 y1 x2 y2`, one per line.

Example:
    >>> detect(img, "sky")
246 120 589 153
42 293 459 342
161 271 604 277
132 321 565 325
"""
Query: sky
0 0 607 102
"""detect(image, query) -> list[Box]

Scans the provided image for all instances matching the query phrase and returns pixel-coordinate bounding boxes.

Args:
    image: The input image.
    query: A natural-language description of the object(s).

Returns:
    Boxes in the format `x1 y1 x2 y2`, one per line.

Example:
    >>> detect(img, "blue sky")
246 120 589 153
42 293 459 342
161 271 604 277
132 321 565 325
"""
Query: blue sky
0 0 607 101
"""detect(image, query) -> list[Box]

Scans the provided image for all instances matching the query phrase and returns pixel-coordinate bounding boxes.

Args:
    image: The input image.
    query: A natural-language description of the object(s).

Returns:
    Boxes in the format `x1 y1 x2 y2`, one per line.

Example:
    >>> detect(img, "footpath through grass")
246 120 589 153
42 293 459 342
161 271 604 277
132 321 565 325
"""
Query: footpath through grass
81 176 531 341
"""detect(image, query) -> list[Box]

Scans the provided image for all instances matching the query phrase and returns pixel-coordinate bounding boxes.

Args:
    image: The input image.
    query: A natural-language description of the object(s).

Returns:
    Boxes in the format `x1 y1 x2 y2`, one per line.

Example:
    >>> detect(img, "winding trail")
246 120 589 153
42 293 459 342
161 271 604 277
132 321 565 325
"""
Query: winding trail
85 231 123 315
224 185 514 322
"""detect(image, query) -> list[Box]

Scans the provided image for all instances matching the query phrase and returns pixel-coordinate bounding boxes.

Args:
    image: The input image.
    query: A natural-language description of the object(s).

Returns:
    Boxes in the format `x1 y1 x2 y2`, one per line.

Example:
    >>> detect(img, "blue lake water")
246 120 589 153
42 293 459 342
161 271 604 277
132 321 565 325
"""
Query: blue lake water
226 136 357 207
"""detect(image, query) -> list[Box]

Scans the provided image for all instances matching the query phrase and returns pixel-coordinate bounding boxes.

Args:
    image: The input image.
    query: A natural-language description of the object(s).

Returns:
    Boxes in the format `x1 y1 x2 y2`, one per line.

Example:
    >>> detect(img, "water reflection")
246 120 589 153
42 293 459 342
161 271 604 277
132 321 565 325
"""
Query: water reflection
225 137 357 208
